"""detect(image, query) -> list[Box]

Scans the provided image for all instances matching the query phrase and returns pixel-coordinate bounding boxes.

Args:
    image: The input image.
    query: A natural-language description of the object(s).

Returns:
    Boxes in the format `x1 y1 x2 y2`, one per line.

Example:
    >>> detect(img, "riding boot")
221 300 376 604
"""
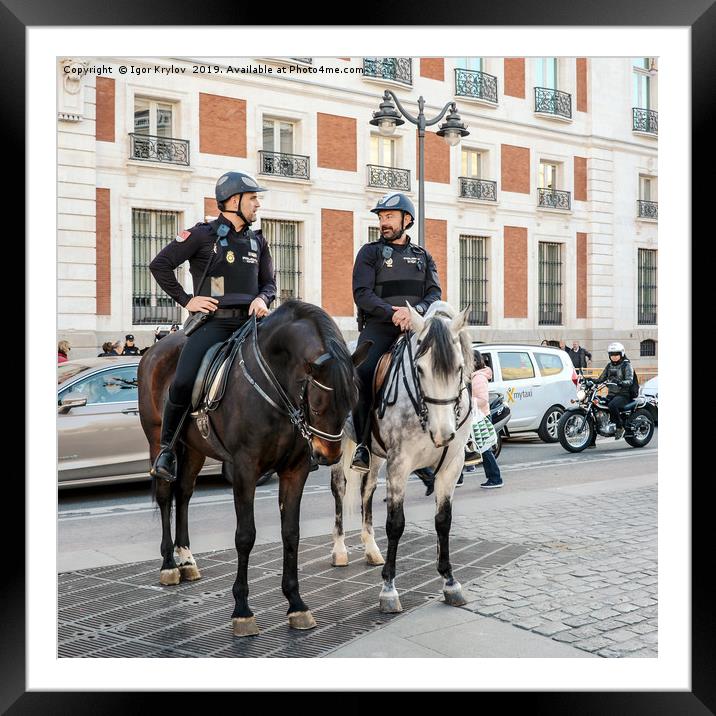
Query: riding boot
351 444 371 473
150 397 189 482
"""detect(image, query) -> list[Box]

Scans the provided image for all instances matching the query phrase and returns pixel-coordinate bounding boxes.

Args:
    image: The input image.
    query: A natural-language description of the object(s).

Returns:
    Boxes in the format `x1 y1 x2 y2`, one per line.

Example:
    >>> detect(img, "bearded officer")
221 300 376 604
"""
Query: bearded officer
350 192 477 474
148 171 276 482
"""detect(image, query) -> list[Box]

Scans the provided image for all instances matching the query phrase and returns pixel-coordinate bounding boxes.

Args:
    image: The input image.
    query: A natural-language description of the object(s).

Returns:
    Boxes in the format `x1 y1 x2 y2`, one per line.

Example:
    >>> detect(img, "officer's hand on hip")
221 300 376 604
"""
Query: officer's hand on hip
186 296 219 313
392 306 412 332
249 297 269 318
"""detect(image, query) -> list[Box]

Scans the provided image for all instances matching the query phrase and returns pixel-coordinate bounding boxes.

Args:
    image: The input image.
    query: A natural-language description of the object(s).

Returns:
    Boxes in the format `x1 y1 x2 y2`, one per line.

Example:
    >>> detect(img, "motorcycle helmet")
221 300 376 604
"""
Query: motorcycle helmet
607 341 625 359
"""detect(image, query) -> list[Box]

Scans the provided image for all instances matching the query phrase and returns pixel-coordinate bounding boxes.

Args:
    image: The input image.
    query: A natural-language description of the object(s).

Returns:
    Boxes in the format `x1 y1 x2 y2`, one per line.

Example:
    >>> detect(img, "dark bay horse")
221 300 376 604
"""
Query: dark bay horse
138 300 370 636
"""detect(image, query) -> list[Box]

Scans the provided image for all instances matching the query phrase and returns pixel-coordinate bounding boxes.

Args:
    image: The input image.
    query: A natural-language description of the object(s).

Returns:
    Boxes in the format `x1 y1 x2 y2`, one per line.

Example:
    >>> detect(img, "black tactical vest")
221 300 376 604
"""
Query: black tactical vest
374 241 428 308
197 222 260 305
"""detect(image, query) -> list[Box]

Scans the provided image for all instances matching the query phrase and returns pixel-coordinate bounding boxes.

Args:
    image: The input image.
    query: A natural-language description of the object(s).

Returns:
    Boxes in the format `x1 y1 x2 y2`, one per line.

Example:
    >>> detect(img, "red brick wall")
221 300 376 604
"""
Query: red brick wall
576 232 588 319
504 226 528 318
96 188 111 315
574 156 587 202
321 209 354 315
576 58 588 113
317 113 357 171
420 58 444 81
501 145 530 194
95 77 115 142
425 219 447 293
199 93 246 158
504 59 525 98
418 132 450 184
204 197 219 220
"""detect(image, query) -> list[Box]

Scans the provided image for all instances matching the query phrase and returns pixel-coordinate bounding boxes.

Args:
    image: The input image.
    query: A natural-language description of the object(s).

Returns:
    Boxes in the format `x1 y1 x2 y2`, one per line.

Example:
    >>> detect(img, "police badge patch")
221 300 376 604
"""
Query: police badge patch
176 230 191 242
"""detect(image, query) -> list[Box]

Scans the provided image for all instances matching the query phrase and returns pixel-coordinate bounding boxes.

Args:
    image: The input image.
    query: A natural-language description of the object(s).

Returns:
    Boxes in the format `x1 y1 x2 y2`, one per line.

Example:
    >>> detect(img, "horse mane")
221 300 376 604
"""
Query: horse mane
416 302 473 380
261 300 359 410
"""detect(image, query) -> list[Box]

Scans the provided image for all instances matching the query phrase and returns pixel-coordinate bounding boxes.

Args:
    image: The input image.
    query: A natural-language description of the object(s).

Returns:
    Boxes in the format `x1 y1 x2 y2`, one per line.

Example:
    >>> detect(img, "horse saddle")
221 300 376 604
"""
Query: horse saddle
370 335 407 451
190 320 254 413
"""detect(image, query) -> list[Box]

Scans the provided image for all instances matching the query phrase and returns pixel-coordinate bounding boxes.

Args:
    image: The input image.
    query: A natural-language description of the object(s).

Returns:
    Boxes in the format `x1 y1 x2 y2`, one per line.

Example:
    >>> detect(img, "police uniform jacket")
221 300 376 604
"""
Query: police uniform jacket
149 214 277 309
353 236 441 324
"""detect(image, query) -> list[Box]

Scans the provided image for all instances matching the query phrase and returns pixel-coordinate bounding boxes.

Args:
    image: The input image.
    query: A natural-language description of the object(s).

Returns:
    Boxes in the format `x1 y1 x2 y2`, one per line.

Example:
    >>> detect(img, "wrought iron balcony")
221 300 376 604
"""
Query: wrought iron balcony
363 57 412 86
633 108 658 135
534 87 572 119
638 200 658 219
259 150 310 180
290 58 312 64
459 177 497 201
129 133 190 166
455 68 498 104
367 164 411 191
538 188 571 210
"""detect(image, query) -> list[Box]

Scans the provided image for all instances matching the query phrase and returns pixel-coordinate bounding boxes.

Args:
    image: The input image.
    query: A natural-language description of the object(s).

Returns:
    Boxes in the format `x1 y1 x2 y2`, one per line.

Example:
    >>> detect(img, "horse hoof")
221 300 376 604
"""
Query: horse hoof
379 593 403 613
179 564 202 582
443 583 467 607
159 568 180 586
365 551 385 566
331 552 349 567
288 611 317 630
232 617 260 637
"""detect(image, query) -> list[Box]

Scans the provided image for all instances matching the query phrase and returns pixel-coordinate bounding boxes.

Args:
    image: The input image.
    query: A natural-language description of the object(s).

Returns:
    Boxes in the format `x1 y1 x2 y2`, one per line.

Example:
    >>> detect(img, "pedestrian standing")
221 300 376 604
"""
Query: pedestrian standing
58 340 71 364
469 350 503 489
121 334 141 356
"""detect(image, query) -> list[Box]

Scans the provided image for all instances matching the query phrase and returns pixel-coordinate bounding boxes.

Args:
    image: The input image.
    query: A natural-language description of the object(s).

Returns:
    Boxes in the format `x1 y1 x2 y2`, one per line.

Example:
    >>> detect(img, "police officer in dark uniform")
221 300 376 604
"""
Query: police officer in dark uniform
350 193 455 473
148 171 277 482
121 334 141 356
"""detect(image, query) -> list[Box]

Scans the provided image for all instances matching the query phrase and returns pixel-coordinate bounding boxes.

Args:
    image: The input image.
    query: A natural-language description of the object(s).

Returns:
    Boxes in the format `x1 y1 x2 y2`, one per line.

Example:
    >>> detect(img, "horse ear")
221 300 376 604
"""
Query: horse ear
352 340 373 368
407 302 425 334
451 305 470 334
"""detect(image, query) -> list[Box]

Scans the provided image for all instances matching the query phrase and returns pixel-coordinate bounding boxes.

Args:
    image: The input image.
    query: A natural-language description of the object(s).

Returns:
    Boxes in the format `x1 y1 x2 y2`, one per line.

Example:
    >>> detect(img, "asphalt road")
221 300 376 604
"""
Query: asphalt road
58 431 658 573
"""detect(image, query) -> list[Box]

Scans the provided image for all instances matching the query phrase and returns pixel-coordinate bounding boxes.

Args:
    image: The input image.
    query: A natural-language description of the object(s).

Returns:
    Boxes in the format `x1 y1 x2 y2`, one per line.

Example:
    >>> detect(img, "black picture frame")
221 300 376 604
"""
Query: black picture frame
10 0 706 710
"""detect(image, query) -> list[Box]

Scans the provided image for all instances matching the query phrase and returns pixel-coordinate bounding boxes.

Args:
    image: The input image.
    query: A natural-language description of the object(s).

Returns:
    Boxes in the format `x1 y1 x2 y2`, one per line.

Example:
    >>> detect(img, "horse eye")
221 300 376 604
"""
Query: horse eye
417 366 424 375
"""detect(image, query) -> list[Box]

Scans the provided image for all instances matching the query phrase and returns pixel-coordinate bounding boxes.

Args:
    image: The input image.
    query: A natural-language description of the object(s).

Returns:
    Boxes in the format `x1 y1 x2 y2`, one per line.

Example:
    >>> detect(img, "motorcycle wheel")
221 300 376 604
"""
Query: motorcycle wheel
558 411 595 453
624 410 655 448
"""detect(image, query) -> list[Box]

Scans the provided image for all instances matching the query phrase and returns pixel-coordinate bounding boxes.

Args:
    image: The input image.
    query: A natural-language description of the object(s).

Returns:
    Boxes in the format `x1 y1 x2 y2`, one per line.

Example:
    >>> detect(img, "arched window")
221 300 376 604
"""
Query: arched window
640 339 656 357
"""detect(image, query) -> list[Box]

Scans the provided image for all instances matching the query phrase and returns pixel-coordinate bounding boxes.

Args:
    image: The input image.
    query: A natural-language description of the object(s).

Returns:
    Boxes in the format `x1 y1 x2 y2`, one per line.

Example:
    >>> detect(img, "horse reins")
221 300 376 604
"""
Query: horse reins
238 316 344 444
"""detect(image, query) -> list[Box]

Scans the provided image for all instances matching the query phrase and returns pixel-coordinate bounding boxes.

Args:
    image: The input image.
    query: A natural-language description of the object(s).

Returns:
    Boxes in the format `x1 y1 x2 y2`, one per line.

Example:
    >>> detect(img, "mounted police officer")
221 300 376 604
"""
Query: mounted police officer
350 192 481 474
148 171 277 482
593 342 635 440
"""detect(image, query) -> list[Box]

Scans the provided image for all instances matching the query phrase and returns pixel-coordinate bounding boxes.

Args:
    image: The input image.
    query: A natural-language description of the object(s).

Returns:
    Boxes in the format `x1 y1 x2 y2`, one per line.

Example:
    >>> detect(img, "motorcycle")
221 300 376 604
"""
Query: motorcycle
557 377 657 453
488 390 511 459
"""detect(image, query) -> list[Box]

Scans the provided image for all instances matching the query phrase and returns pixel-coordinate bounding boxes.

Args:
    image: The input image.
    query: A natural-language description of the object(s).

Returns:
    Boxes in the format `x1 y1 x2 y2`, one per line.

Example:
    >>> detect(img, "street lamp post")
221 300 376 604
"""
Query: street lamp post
369 90 469 247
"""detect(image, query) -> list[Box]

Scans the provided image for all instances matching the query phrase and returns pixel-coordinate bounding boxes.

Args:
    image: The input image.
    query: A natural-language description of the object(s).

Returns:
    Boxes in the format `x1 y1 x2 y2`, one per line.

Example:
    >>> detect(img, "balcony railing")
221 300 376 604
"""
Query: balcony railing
538 188 571 210
363 57 412 86
367 164 411 191
633 108 658 135
459 177 497 201
455 68 498 104
129 133 190 166
259 150 310 180
638 200 658 219
534 87 572 119
290 58 312 64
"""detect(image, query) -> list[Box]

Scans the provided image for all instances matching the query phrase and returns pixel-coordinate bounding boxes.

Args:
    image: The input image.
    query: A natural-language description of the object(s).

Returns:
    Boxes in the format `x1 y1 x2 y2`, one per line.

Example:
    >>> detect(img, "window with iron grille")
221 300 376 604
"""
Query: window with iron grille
539 242 563 325
368 226 381 243
459 235 489 325
638 249 657 324
260 219 302 305
640 339 656 357
132 209 185 326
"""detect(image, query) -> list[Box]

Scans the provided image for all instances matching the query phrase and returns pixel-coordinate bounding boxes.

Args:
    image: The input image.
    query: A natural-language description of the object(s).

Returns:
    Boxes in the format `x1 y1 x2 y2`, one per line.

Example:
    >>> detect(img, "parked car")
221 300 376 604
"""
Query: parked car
57 357 222 489
641 375 658 399
471 343 578 442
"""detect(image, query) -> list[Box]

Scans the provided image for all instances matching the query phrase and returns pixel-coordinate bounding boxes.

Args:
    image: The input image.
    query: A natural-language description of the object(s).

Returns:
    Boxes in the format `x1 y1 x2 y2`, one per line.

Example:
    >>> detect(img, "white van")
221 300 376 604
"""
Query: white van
472 343 578 442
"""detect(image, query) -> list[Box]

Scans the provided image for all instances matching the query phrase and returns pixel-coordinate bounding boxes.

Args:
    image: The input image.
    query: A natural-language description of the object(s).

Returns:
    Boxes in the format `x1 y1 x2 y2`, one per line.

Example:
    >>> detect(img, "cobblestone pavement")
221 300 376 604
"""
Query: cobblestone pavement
410 484 657 658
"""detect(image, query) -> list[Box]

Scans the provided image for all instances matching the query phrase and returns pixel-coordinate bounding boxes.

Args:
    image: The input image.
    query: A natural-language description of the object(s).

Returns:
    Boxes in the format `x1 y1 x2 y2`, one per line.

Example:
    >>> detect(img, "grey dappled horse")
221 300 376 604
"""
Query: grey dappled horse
330 301 474 612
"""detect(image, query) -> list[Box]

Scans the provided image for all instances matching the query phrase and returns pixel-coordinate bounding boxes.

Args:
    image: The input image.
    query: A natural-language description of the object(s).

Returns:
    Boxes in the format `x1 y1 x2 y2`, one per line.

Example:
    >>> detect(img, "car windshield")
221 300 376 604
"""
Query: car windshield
58 363 90 385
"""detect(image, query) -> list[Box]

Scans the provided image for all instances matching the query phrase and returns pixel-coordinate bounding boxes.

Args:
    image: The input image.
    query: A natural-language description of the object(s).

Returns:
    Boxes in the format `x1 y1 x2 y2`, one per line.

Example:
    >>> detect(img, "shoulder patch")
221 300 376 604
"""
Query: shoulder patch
176 230 192 242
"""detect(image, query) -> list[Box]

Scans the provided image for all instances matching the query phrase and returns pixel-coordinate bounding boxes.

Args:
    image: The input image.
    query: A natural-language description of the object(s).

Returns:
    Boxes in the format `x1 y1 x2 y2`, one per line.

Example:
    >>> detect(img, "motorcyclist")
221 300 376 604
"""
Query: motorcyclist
593 342 634 440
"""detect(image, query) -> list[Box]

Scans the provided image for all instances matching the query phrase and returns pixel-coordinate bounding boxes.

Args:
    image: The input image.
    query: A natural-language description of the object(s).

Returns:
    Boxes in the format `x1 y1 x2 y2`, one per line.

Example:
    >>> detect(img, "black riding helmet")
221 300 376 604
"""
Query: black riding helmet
215 171 268 228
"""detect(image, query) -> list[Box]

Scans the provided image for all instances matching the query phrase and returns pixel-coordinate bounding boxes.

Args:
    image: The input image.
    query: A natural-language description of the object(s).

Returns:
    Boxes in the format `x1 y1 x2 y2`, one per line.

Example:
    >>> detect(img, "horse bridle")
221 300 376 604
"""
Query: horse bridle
405 330 470 433
238 317 344 444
